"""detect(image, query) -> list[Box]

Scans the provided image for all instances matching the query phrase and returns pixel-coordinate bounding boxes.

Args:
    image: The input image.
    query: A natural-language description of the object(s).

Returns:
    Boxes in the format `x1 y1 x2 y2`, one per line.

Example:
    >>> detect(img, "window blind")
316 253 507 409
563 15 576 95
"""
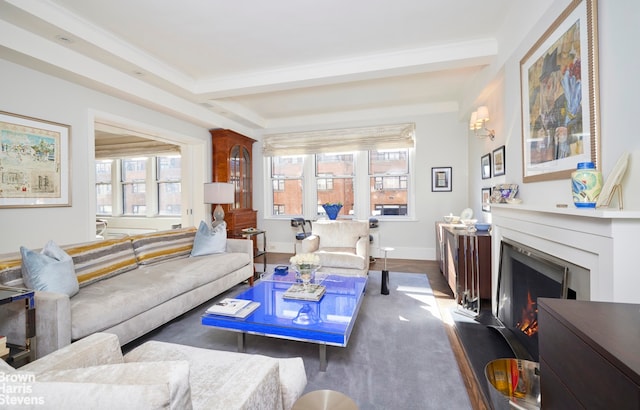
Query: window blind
263 123 415 156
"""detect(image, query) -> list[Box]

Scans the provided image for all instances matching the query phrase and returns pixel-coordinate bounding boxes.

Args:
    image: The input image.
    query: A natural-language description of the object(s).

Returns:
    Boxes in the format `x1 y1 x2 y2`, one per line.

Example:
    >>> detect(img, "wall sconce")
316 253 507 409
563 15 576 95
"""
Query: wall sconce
203 182 235 227
469 105 495 140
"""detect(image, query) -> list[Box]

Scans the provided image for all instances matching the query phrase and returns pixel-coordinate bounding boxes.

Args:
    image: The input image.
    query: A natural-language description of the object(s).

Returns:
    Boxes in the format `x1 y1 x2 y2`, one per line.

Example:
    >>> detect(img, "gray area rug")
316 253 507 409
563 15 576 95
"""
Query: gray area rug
126 270 472 410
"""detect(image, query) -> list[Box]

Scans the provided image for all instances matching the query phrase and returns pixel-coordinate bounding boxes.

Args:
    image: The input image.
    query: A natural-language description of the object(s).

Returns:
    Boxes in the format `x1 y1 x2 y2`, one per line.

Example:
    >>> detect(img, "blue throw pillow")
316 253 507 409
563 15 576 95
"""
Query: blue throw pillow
20 241 79 297
190 221 227 257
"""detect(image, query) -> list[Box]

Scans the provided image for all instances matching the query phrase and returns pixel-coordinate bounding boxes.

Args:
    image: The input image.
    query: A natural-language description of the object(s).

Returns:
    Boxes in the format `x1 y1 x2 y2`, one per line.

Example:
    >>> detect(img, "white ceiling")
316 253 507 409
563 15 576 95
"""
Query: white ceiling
0 0 514 131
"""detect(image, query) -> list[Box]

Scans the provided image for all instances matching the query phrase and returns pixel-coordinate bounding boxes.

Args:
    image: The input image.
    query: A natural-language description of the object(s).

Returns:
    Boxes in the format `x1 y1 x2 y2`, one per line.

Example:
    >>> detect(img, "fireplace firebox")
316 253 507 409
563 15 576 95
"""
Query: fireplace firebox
494 238 577 361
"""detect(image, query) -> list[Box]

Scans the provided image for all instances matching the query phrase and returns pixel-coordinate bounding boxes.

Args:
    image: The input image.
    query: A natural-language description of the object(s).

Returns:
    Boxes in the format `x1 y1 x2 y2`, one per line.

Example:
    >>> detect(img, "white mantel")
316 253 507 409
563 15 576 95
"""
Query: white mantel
490 204 640 310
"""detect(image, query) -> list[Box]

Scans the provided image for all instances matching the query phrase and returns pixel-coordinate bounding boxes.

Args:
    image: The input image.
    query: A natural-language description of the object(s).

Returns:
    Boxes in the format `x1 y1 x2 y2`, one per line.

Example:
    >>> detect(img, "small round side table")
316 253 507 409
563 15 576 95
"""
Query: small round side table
292 389 358 410
380 246 394 295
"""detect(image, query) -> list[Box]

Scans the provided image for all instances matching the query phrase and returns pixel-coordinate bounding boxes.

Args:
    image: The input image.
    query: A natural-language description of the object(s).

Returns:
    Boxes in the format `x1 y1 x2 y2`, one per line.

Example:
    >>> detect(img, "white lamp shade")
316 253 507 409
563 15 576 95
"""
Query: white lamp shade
203 182 235 204
469 111 478 130
476 105 490 122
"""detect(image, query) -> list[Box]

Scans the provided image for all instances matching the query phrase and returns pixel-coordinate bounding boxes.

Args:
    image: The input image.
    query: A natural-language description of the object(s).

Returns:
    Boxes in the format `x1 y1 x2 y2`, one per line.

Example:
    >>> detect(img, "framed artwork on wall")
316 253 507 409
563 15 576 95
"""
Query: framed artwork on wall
481 153 491 179
0 111 71 208
481 188 492 212
520 0 600 182
431 167 452 192
493 145 506 177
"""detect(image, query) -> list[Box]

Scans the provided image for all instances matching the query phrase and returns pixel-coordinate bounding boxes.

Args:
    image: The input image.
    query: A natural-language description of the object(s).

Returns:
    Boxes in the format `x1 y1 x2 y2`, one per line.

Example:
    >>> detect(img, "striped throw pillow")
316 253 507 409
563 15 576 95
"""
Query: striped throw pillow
131 227 197 265
64 237 139 287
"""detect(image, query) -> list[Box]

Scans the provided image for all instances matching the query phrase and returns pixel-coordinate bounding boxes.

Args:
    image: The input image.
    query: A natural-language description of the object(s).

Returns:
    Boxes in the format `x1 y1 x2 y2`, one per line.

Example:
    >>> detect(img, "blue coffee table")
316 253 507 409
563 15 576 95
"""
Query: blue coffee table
201 273 367 371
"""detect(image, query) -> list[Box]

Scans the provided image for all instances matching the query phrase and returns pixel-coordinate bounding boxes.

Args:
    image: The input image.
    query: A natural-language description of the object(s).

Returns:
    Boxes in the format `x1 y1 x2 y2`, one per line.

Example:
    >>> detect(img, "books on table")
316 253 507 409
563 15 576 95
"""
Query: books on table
283 283 326 301
206 298 260 318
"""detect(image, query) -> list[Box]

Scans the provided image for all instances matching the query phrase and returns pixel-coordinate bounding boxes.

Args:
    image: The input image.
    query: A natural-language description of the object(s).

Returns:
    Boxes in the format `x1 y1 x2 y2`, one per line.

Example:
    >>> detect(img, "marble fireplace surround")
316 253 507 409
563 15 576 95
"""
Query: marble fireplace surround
490 204 640 312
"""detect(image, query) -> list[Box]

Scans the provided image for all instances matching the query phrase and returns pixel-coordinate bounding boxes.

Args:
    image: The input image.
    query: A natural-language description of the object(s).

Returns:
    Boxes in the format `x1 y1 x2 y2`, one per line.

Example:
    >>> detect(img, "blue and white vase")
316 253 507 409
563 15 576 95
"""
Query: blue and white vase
571 162 602 208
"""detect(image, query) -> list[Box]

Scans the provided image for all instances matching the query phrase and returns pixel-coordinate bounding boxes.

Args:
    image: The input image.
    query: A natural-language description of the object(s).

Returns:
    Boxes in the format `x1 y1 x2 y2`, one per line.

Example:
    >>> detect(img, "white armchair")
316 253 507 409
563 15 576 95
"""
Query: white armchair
301 220 370 276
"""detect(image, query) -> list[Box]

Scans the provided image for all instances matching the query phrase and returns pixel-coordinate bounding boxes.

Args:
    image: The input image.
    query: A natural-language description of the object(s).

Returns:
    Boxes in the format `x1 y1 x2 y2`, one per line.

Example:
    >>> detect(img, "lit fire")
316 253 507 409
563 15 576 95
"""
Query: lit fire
516 291 538 336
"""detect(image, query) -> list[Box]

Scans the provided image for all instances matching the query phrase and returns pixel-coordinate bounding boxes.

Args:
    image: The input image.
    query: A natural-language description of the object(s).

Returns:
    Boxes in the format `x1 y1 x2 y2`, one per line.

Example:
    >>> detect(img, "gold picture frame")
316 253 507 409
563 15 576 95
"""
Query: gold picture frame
0 111 71 208
520 0 600 182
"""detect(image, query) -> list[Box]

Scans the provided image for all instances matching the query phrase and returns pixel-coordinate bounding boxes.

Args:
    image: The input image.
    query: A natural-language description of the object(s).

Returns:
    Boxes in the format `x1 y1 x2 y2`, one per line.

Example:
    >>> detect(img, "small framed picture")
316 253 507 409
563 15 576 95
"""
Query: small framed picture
481 153 491 179
481 188 492 212
493 145 506 177
431 167 452 192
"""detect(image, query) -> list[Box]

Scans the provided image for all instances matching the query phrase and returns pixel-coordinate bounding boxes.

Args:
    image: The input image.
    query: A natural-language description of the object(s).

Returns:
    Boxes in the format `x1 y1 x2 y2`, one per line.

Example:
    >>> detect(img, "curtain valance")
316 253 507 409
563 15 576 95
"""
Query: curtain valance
263 123 415 156
95 141 180 159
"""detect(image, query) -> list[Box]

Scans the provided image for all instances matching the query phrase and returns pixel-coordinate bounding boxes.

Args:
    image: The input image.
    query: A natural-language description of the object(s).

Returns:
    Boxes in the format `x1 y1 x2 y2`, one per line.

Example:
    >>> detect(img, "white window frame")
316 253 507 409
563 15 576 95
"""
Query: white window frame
264 148 415 221
96 155 181 217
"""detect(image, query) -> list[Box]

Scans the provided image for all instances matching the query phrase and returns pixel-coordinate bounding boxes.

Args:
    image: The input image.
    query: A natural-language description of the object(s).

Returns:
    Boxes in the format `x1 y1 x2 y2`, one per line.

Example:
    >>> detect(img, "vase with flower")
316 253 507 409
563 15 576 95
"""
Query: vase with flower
289 253 321 288
322 202 343 220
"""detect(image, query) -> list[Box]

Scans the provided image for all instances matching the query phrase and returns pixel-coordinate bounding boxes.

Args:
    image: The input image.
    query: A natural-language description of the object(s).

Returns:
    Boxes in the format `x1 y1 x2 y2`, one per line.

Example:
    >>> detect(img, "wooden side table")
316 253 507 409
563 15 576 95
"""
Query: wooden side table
0 286 36 366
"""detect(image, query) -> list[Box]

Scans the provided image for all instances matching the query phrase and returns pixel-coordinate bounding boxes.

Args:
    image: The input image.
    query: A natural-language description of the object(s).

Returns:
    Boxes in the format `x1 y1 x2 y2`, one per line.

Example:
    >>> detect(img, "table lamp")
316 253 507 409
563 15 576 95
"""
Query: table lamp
204 182 235 227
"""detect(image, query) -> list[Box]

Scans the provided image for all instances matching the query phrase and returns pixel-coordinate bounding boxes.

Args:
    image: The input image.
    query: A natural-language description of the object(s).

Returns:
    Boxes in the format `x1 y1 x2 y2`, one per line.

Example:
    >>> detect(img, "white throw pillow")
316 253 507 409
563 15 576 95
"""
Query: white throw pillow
20 240 79 297
190 221 227 257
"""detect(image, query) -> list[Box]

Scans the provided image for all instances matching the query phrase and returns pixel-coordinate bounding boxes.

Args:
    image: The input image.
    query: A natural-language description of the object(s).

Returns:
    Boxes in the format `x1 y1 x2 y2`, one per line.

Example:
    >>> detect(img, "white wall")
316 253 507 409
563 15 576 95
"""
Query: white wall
0 59 211 253
466 1 640 216
2 1 636 258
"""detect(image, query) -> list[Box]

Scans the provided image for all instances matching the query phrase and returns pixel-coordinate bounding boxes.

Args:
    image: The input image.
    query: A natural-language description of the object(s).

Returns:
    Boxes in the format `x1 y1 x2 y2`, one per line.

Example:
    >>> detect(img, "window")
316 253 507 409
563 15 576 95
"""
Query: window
263 123 414 219
157 156 181 216
265 148 411 219
122 158 147 215
315 153 354 217
95 155 181 216
270 156 304 216
273 204 285 215
96 160 113 215
272 177 285 192
369 149 409 216
317 178 334 191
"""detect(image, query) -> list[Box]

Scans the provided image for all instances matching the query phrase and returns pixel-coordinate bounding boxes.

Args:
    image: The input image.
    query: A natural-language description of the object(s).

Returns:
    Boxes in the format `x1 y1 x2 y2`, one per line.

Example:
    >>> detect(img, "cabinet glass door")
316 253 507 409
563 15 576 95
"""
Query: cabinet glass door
229 145 252 209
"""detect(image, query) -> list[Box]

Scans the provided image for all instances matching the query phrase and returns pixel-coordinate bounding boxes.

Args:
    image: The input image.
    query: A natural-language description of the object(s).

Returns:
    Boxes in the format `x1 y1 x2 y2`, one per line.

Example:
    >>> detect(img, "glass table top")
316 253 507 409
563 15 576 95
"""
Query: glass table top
201 274 367 346
0 286 34 305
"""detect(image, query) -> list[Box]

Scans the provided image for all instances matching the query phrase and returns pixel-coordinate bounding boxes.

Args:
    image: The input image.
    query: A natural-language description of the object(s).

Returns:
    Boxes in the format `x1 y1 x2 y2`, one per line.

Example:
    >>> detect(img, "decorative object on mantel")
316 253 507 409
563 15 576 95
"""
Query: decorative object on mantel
596 152 630 210
322 203 343 220
520 0 600 183
571 162 603 208
490 184 519 203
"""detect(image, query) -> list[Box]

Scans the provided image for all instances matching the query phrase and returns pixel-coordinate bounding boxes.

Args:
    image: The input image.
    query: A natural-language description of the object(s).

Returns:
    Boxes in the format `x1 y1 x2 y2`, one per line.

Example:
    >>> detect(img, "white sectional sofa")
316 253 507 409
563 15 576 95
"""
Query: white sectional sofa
0 226 254 359
0 332 307 409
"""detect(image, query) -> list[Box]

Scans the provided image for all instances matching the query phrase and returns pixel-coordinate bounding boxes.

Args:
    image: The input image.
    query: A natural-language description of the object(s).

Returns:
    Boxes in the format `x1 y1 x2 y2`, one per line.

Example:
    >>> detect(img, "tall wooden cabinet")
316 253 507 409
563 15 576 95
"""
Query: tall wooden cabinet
210 129 257 233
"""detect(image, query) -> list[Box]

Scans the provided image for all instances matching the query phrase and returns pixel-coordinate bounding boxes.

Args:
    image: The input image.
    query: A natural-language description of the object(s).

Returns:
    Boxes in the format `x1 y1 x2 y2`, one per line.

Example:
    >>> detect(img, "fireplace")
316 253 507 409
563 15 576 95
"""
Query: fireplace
494 238 578 361
490 204 638 304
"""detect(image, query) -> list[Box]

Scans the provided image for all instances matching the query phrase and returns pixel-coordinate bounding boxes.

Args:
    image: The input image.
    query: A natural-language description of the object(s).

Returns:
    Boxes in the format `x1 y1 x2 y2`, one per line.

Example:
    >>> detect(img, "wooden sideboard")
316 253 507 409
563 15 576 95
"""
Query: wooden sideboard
538 298 640 409
437 223 491 302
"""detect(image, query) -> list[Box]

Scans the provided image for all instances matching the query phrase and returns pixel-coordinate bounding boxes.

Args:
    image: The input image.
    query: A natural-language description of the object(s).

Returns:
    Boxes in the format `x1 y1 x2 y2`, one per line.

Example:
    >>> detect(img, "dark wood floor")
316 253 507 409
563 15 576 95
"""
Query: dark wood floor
259 253 489 410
